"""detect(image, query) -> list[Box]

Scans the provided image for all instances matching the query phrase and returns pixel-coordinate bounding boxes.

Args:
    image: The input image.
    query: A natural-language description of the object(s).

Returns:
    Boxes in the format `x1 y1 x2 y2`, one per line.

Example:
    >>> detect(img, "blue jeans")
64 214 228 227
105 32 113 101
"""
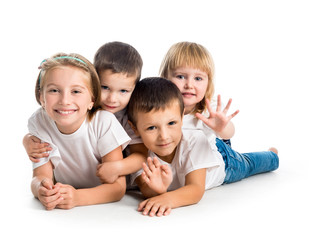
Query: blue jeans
216 138 279 184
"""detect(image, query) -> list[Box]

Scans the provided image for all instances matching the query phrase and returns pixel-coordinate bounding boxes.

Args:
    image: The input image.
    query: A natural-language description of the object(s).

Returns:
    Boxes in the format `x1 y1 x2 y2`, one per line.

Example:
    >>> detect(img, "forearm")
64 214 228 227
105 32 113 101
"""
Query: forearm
138 179 162 198
161 184 205 209
217 121 235 139
75 176 126 206
119 153 145 176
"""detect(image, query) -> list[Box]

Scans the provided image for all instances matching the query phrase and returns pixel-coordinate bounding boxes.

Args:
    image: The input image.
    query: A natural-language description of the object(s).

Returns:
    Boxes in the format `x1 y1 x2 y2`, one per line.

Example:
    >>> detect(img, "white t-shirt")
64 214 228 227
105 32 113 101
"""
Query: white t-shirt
182 97 224 151
28 108 131 189
131 129 225 191
115 109 142 145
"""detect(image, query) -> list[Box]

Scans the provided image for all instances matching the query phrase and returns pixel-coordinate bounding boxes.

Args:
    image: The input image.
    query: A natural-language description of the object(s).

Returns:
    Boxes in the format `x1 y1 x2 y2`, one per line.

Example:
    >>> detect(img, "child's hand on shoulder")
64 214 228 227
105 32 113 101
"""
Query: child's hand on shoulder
141 157 173 194
23 134 52 162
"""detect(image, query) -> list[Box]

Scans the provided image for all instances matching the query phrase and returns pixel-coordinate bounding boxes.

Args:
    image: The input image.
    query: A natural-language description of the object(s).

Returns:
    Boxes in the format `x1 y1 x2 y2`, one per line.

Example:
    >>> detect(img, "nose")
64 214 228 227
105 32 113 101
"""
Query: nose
158 127 169 140
107 92 117 103
184 79 193 89
59 92 71 105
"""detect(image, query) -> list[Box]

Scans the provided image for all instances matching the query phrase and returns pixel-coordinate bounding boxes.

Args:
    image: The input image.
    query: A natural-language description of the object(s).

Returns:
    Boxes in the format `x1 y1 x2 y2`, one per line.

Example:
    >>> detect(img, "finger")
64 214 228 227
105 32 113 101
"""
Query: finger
148 204 160 217
147 157 156 172
142 201 153 216
223 98 232 114
138 200 148 212
41 178 53 190
156 205 167 217
31 152 50 159
141 171 150 184
228 109 240 120
216 95 222 112
163 207 172 216
142 162 152 177
160 165 170 175
152 157 161 168
195 112 211 127
29 157 41 163
205 98 213 116
97 164 102 170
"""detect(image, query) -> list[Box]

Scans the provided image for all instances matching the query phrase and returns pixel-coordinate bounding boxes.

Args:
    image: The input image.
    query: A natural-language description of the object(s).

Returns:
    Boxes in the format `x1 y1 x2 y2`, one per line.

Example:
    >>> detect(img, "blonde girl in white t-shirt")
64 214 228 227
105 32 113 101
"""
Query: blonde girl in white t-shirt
29 53 130 210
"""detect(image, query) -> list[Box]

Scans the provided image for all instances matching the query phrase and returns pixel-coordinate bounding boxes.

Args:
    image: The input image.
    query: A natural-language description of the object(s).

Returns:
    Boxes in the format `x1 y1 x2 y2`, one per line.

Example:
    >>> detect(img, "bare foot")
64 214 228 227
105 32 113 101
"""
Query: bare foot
269 147 278 155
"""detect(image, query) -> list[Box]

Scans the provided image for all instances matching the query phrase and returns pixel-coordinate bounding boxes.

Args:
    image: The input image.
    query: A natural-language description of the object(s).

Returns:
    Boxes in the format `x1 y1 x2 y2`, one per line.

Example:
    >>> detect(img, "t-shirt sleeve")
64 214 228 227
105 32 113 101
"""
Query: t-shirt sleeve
96 111 131 157
181 130 221 177
27 109 61 169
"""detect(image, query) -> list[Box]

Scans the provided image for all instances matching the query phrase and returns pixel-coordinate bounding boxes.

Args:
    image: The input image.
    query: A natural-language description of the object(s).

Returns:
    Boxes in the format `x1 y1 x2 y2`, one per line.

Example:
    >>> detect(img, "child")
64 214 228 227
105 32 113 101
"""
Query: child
29 53 130 210
159 41 239 146
127 77 279 217
24 42 147 185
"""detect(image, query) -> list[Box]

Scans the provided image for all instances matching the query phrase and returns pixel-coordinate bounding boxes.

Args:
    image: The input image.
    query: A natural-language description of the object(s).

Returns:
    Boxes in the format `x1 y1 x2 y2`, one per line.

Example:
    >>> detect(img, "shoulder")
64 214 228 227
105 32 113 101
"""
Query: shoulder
181 129 208 147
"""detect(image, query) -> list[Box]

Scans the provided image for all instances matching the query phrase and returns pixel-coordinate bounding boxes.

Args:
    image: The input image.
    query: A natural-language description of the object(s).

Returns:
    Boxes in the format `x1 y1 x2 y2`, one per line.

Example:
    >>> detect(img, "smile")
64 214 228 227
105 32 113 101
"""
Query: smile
55 110 76 115
182 92 195 97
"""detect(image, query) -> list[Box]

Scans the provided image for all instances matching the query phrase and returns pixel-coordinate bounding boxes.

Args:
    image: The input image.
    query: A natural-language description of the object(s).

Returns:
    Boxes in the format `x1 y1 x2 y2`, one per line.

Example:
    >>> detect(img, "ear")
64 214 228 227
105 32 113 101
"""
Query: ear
39 91 45 108
88 101 94 110
128 120 140 137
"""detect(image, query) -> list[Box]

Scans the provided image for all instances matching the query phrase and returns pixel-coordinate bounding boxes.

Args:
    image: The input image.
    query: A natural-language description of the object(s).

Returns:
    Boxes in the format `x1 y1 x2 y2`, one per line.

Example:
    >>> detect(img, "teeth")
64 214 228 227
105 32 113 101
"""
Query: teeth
58 110 74 115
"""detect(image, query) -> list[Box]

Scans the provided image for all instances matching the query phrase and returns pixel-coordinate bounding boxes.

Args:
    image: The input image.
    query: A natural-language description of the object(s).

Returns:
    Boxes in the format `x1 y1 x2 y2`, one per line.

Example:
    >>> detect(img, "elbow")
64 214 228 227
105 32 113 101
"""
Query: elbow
113 177 127 201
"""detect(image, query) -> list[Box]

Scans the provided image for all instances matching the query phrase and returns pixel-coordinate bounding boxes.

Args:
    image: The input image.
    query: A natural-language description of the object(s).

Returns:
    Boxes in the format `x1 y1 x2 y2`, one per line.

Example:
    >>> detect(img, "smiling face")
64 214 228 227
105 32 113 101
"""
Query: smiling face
40 66 94 134
132 100 183 163
99 69 136 113
168 66 209 114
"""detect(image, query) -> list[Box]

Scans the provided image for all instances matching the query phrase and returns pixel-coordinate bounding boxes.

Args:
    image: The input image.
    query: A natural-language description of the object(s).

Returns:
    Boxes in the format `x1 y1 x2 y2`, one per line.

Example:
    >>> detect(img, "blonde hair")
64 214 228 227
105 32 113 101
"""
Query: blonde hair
35 53 102 121
159 42 215 114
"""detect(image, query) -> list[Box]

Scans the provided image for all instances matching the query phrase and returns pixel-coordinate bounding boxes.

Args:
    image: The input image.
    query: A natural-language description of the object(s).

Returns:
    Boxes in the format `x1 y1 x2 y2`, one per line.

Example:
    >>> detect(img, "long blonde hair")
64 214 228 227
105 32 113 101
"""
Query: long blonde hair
159 42 215 114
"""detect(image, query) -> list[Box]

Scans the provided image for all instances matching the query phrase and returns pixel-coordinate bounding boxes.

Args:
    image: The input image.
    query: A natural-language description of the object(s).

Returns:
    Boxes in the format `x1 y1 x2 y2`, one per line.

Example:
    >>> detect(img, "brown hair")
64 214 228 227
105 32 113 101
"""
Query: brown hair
94 41 143 83
127 77 184 127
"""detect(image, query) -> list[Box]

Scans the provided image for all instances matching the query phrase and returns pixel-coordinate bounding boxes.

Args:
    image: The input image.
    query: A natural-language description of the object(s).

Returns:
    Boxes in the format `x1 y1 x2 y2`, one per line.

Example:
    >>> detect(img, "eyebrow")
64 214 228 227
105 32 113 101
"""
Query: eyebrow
46 83 87 89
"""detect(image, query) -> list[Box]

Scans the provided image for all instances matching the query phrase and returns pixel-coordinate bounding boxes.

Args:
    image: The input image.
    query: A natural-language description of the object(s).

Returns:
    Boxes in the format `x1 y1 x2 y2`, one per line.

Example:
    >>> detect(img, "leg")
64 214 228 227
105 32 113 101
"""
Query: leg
216 138 279 184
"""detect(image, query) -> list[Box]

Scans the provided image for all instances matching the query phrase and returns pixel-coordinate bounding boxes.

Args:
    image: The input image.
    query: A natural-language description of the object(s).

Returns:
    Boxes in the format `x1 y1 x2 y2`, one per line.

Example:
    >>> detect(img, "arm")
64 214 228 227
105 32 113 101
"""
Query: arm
96 143 148 183
138 168 206 217
23 133 52 162
195 95 239 139
56 146 126 209
31 161 63 210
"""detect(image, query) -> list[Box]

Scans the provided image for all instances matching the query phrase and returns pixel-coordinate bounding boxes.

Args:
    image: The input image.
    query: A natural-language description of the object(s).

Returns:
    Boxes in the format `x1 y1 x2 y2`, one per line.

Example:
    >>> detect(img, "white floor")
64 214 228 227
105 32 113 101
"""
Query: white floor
3 139 310 240
1 1 311 239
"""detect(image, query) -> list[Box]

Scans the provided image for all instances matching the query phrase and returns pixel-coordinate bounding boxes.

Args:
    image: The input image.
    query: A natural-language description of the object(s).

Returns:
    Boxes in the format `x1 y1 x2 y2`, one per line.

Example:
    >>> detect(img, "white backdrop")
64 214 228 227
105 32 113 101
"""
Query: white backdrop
1 0 310 239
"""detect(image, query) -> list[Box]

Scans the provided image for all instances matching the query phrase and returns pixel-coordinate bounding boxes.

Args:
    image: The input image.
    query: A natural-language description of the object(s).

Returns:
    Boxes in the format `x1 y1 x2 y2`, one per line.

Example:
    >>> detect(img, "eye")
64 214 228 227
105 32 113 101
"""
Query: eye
176 75 185 79
120 89 128 94
146 126 156 131
48 88 59 93
194 76 202 81
101 85 109 90
168 121 177 126
72 90 81 94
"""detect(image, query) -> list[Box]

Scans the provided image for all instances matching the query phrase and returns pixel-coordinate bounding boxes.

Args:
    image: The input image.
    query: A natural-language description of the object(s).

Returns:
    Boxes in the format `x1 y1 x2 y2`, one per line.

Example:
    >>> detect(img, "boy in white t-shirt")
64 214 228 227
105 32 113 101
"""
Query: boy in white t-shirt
127 77 279 217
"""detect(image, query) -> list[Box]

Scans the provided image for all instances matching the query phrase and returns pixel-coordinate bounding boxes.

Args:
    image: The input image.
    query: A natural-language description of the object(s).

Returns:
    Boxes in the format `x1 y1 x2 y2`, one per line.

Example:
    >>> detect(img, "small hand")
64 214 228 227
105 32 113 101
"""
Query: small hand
96 161 121 184
138 194 172 217
195 95 239 134
24 135 52 162
55 183 78 209
141 157 173 194
38 178 63 210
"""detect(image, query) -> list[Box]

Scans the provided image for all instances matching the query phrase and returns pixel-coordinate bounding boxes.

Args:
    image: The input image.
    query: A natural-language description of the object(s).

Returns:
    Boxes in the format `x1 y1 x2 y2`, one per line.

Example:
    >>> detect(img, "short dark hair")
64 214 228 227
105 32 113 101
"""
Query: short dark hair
94 41 143 83
127 77 184 126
